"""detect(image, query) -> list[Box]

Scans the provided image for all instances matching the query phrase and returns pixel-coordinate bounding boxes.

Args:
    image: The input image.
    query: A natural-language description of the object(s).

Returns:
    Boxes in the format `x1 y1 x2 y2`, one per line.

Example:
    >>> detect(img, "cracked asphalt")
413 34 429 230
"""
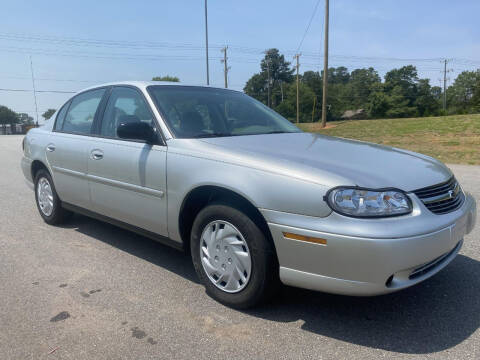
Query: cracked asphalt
0 135 479 359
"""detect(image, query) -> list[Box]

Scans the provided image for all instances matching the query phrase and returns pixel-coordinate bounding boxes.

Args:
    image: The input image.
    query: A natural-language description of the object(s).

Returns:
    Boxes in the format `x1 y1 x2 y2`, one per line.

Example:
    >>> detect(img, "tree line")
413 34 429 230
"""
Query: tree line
0 106 56 130
244 49 480 122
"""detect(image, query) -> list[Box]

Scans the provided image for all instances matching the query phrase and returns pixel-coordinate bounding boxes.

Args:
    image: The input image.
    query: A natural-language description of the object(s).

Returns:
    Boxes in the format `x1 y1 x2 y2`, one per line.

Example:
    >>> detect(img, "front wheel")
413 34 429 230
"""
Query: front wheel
191 204 279 309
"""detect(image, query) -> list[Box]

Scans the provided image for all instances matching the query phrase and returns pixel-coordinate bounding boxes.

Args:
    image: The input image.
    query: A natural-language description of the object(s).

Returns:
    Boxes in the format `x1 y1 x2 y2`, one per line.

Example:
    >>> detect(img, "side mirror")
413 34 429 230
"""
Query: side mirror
117 122 157 143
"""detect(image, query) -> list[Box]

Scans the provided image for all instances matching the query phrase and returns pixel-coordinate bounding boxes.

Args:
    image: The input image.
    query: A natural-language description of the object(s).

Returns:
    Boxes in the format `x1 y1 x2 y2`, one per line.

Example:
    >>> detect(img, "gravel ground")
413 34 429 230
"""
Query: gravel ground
0 135 479 360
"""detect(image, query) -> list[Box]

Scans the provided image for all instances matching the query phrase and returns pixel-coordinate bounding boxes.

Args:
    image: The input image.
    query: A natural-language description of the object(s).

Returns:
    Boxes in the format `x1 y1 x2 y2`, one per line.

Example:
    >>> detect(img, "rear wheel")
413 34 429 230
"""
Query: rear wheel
191 203 279 309
34 169 72 225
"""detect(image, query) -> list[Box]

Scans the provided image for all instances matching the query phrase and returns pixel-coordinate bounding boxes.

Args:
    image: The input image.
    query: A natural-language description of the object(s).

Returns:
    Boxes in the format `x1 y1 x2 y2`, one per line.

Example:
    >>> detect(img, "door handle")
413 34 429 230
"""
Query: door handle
46 144 56 152
90 149 104 160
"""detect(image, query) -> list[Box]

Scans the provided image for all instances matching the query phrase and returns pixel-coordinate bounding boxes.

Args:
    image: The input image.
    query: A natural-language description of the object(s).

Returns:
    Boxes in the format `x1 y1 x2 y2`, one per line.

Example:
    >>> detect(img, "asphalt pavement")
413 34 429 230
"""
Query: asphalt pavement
0 135 479 359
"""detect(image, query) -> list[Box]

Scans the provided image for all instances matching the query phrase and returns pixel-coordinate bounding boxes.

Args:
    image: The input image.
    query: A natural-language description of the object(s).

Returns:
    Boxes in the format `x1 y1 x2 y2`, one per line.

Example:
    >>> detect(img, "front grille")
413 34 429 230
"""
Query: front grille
413 177 464 215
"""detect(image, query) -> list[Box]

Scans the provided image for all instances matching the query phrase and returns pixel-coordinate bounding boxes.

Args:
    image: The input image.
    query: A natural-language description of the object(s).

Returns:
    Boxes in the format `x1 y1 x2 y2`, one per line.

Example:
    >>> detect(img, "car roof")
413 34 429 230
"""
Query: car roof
78 81 241 94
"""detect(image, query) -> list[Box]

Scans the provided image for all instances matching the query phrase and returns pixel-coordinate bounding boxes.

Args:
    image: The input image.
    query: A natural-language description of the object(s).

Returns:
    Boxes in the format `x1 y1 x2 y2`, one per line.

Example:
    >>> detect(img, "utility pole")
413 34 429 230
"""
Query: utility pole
265 56 271 107
312 95 316 122
442 59 448 112
294 54 301 123
204 0 210 85
29 55 39 126
321 0 329 128
221 46 230 88
280 81 284 102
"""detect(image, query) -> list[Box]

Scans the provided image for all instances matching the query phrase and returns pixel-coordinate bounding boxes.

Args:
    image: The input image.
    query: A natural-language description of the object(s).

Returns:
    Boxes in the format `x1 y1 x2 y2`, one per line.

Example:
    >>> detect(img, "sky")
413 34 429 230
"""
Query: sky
1 0 479 123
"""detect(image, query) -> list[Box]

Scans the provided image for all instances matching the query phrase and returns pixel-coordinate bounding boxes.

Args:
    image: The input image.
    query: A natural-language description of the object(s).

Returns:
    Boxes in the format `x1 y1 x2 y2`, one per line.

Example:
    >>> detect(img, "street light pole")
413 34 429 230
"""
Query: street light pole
321 0 329 128
294 54 300 123
204 0 210 85
29 55 39 127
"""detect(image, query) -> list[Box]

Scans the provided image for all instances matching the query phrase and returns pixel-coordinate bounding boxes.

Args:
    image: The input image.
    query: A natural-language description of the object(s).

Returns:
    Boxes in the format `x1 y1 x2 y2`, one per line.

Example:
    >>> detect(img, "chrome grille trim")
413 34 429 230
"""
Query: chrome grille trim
413 177 464 215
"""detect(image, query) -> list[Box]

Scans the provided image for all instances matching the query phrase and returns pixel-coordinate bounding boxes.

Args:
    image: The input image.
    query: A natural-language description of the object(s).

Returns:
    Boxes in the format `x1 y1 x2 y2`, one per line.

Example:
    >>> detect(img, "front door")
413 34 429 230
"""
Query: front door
87 86 168 236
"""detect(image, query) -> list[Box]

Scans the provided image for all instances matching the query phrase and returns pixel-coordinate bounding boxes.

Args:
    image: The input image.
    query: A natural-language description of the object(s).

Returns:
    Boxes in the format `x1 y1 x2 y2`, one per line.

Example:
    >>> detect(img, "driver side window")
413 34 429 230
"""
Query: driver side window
100 87 153 138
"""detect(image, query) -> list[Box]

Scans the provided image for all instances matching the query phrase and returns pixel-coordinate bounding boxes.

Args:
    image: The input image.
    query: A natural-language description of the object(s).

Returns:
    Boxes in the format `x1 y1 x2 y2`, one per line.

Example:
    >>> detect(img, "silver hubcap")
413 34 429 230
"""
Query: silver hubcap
37 177 54 216
200 220 252 293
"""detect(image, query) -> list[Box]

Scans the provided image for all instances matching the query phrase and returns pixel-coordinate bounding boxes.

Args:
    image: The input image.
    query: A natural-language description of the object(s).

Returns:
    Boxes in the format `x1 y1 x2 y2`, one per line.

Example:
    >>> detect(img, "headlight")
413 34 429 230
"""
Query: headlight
325 187 412 218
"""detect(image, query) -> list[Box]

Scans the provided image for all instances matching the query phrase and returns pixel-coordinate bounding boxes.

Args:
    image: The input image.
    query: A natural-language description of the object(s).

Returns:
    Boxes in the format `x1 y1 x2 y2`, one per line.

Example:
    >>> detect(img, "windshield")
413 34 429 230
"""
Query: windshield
147 86 301 138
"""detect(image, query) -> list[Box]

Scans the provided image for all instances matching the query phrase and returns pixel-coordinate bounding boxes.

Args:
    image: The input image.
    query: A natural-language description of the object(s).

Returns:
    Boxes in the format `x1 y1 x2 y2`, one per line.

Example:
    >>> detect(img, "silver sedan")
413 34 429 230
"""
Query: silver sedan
21 81 477 308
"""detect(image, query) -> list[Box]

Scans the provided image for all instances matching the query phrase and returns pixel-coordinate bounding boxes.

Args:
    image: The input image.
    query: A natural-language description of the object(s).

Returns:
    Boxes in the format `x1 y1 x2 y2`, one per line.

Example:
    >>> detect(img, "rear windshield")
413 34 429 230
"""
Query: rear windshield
147 86 301 138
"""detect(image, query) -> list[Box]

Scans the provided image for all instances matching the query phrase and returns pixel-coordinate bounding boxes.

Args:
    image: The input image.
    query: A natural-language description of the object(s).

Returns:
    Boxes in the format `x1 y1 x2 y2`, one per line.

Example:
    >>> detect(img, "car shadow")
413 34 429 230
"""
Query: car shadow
63 213 199 284
63 214 479 354
246 253 480 354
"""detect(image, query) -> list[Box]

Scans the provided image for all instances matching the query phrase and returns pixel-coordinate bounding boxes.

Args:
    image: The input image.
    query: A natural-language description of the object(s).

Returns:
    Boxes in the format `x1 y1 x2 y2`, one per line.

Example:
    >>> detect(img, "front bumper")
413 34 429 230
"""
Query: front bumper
262 192 476 296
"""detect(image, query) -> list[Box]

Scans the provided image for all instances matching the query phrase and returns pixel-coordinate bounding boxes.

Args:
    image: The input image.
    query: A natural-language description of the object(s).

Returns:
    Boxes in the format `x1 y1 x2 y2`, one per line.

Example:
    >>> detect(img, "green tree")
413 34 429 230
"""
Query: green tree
275 82 316 123
386 85 417 118
414 79 440 116
152 75 180 82
446 70 480 113
384 65 418 94
471 74 480 111
17 113 34 125
245 58 478 122
0 105 18 132
383 66 421 117
42 109 56 121
367 87 390 118
302 71 322 96
327 66 350 84
347 67 381 108
244 49 294 107
431 86 443 101
244 72 269 105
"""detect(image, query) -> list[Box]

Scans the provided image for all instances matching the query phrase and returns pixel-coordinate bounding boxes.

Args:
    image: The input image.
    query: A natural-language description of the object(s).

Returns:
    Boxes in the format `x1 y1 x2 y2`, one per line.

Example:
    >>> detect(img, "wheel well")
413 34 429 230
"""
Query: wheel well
31 160 49 180
179 186 275 251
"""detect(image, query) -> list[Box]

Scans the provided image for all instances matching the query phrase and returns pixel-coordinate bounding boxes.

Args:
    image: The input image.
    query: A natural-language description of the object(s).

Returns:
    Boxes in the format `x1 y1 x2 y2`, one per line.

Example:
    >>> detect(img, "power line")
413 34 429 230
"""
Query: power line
0 45 223 62
2 31 479 65
296 0 321 53
1 43 478 71
0 76 103 83
0 32 223 50
0 88 76 93
1 45 463 73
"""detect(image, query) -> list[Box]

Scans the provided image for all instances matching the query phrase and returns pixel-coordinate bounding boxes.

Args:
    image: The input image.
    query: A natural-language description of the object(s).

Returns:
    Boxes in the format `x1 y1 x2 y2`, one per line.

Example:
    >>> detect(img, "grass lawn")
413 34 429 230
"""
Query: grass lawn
298 114 480 165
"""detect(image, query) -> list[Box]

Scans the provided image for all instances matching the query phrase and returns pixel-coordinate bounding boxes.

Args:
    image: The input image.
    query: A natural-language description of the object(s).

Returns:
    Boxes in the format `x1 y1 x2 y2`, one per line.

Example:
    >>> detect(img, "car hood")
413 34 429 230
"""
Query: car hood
197 132 452 191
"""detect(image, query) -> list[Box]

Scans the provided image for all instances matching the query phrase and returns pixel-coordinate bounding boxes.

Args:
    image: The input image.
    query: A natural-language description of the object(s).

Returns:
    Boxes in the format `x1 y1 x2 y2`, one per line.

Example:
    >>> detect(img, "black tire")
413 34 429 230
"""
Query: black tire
34 169 72 225
191 203 279 309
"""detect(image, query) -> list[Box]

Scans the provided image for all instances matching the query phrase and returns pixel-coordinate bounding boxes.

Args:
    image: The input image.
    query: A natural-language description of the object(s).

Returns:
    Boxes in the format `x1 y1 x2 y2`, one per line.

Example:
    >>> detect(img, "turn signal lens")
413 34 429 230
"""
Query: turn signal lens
282 232 327 245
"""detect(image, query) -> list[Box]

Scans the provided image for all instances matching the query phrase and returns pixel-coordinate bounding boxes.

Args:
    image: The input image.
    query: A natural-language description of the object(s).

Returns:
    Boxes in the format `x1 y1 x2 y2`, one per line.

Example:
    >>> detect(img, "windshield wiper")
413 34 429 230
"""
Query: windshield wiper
191 132 232 138
262 130 290 134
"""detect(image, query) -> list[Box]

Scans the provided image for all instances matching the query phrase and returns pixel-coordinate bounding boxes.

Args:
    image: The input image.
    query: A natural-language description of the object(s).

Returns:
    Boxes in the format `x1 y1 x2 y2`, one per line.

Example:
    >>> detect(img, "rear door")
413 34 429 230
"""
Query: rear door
47 88 107 209
87 86 168 236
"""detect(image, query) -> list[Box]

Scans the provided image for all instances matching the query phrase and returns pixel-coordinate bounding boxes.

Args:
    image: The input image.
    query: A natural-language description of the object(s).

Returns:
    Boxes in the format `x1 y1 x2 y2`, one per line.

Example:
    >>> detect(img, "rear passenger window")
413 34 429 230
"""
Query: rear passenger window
54 101 70 131
62 88 106 135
